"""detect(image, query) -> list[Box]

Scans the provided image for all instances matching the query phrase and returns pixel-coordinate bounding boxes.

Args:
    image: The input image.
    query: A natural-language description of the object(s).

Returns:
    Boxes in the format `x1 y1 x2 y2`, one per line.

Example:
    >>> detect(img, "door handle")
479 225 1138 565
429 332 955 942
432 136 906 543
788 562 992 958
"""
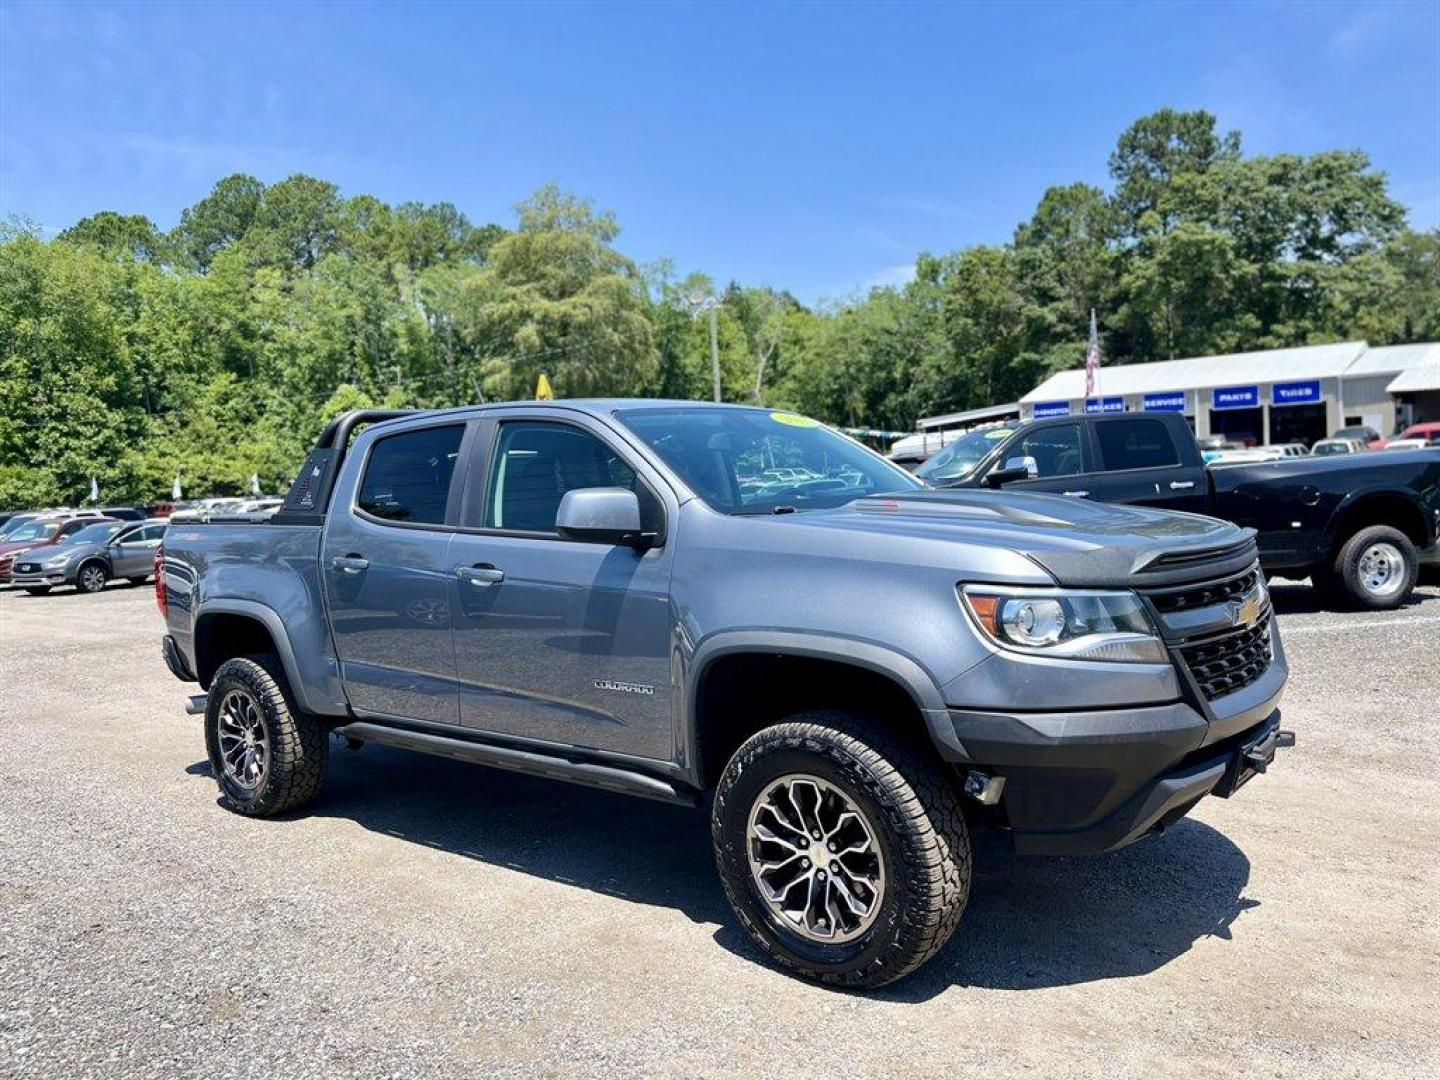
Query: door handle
457 564 505 587
1170 480 1196 490
331 555 370 574
1062 490 1089 498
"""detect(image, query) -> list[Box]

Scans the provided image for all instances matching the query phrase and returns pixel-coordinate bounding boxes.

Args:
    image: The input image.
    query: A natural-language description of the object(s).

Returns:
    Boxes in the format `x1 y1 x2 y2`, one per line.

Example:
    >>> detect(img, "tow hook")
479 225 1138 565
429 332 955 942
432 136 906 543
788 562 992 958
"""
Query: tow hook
1244 729 1296 774
963 769 1006 806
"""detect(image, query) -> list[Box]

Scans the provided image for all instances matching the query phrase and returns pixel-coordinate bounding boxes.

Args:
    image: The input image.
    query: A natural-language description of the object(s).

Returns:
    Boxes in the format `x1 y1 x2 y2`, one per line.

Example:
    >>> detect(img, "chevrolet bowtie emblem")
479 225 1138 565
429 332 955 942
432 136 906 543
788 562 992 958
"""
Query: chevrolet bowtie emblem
1231 593 1263 628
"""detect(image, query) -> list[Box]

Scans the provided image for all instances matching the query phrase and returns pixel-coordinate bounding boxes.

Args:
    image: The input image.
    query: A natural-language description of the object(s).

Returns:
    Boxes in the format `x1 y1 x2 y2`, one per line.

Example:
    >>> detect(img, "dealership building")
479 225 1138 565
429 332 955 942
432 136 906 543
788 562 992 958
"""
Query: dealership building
1017 340 1440 447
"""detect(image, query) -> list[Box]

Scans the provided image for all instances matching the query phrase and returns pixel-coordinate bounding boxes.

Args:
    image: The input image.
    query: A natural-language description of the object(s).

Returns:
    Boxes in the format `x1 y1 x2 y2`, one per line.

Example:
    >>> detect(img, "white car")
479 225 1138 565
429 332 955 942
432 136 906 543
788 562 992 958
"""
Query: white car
1381 438 1430 451
1310 438 1368 456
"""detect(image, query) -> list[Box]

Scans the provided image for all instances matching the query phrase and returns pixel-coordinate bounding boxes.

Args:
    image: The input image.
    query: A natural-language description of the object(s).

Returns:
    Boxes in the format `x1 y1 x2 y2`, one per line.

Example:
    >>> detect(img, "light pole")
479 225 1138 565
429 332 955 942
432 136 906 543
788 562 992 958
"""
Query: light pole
688 293 722 403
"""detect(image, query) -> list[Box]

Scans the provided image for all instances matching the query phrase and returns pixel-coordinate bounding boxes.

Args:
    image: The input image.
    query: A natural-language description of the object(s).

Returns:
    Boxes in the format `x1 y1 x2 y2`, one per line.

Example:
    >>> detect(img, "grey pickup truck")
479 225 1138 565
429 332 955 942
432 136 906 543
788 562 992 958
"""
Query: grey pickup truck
158 401 1293 987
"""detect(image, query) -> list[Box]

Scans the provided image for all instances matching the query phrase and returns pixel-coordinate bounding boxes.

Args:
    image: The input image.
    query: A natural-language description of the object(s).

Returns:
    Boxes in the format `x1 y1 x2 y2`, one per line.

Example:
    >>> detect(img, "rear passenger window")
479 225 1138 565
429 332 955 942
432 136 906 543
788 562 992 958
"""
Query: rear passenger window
1096 419 1180 470
358 425 464 524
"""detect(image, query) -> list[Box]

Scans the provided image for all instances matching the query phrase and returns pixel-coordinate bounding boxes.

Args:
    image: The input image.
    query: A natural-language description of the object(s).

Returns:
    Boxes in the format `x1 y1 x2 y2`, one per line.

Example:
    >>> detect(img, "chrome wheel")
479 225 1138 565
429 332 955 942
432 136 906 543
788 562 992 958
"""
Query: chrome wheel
78 565 106 592
1358 542 1406 598
746 774 885 944
216 689 269 792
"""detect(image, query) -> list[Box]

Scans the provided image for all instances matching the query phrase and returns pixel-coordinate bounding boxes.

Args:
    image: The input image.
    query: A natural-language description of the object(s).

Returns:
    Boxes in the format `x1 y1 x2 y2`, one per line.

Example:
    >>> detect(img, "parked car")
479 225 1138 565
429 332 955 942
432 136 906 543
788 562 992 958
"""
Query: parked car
919 412 1440 609
0 514 114 584
1310 438 1367 456
1382 438 1431 451
1396 421 1440 444
0 512 40 538
158 403 1294 988
1330 424 1386 450
1269 443 1310 458
96 505 147 521
9 517 166 594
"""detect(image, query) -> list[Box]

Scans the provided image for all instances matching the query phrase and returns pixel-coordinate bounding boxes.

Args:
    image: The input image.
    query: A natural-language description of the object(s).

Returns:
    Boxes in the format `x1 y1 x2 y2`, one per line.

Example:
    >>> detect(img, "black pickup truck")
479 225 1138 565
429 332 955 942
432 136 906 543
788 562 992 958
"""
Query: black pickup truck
917 412 1440 609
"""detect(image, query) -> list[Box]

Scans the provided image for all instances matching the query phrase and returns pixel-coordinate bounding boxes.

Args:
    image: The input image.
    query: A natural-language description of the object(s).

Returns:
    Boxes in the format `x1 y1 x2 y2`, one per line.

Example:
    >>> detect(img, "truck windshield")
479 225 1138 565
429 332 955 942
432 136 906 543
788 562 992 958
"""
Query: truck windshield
614 407 922 514
915 427 1015 483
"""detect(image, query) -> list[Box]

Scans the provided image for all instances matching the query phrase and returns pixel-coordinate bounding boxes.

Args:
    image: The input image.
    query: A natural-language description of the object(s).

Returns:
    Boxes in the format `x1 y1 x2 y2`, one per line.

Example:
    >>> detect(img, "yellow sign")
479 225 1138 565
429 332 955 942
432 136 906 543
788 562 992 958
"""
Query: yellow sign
770 411 820 428
535 372 555 401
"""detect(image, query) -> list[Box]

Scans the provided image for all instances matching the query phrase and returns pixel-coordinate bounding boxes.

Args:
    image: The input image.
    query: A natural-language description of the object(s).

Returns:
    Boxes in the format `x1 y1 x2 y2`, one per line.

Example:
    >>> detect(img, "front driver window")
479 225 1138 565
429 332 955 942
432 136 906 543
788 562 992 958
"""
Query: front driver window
1013 424 1084 478
486 422 639 533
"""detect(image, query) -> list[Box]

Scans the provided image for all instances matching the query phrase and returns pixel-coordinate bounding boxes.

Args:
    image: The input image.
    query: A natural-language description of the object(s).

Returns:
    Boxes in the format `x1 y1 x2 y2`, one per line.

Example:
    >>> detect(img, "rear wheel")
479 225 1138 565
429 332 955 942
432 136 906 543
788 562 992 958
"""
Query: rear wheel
712 712 971 988
75 561 108 594
1331 525 1418 610
204 655 328 817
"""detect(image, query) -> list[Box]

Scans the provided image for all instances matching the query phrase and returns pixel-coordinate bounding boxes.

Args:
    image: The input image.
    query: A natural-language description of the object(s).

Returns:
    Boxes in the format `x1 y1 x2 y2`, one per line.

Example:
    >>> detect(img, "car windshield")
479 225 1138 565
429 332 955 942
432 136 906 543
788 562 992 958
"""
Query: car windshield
614 407 922 514
1 515 37 537
61 521 126 545
914 427 1016 482
5 520 63 542
1333 428 1371 440
1313 442 1348 455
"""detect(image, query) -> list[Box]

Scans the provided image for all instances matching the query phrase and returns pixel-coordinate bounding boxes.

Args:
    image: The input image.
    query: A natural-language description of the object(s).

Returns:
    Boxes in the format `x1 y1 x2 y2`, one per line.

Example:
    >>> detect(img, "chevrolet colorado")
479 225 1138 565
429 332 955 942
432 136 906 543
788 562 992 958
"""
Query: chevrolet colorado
916 411 1440 609
158 401 1293 987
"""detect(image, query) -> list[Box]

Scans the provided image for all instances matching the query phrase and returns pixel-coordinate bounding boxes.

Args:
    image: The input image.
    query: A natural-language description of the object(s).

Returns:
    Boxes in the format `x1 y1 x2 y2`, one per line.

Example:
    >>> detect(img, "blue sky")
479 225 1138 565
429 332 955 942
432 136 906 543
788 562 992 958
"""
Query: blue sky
2 0 1437 304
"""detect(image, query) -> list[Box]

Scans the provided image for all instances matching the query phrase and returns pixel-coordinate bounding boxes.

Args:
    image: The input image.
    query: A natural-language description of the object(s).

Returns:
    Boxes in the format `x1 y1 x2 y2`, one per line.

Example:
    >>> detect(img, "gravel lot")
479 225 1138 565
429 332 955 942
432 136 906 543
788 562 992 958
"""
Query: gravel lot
3 576 1438 1079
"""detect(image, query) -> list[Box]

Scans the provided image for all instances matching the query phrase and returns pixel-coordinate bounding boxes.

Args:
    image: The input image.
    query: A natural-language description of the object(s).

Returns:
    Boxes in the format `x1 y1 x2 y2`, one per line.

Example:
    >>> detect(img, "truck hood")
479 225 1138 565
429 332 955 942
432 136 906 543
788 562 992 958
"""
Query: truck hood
770 490 1253 587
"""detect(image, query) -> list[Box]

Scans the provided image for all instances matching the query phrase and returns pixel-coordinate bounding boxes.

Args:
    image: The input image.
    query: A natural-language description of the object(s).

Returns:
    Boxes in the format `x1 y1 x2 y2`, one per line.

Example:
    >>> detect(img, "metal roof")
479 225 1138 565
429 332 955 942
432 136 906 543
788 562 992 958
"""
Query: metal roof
1387 365 1440 394
1349 342 1440 378
917 402 1020 430
1020 341 1369 403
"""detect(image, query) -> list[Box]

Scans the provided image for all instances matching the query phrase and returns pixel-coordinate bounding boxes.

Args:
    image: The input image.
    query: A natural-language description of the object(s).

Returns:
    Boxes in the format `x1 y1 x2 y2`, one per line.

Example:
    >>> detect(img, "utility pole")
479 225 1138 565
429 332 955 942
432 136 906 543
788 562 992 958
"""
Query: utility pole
688 293 722 402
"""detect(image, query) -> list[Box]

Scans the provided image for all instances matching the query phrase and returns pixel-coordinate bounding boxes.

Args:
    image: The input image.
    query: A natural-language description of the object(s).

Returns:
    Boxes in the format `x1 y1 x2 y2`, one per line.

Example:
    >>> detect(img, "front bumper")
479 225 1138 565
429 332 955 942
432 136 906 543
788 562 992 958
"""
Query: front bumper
10 568 71 587
946 663 1291 855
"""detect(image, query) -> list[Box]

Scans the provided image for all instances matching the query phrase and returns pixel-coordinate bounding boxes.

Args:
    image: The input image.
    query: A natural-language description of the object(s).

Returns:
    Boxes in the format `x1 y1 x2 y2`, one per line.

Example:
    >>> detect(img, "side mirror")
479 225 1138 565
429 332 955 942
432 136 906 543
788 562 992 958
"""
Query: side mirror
555 487 645 545
986 455 1038 488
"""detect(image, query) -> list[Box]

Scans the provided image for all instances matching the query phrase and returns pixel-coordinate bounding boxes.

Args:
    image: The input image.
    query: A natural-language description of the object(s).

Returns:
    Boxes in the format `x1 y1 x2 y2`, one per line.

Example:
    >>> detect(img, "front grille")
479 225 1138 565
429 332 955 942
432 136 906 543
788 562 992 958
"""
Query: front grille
1146 566 1261 615
15 562 39 573
1176 615 1273 700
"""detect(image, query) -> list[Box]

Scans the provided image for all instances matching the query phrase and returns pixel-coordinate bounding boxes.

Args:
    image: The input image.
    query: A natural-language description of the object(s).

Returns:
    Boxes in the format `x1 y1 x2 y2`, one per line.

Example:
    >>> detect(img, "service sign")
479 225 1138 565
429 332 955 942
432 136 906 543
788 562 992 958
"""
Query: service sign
1271 380 1321 407
1032 401 1071 419
1142 391 1187 413
1212 385 1259 410
1085 397 1126 415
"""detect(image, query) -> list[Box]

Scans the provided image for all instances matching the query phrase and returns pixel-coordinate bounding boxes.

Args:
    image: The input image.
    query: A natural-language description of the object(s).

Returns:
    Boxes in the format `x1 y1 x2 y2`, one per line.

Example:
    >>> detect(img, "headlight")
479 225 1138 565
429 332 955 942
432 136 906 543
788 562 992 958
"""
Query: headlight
960 586 1167 663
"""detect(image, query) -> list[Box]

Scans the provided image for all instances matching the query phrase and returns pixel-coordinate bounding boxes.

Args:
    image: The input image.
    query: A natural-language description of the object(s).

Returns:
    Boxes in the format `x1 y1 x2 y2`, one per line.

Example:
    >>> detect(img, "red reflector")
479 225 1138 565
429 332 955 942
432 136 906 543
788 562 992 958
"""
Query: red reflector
154 545 167 616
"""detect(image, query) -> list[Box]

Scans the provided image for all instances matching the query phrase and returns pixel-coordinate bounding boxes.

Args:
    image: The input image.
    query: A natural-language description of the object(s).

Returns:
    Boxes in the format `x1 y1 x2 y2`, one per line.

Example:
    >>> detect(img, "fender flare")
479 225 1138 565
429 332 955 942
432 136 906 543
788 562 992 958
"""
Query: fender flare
682 630 964 783
1321 485 1428 552
193 598 318 714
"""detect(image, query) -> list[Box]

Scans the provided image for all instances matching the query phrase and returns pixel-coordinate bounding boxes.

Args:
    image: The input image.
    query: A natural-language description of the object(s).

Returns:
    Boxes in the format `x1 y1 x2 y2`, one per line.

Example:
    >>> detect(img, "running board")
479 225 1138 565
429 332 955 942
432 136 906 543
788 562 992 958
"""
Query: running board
334 721 698 807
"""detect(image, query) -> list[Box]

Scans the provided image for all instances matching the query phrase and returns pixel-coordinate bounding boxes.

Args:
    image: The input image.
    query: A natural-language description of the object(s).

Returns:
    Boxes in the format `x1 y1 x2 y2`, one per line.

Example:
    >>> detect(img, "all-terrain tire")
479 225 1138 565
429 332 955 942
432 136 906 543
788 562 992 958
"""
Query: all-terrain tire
204 655 328 817
712 711 971 989
1331 524 1418 611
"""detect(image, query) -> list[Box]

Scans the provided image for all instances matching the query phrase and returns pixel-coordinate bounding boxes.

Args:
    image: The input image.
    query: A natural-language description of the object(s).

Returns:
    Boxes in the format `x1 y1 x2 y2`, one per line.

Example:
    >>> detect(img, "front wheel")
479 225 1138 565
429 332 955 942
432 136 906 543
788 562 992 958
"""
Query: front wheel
203 655 328 817
712 712 971 988
75 562 108 594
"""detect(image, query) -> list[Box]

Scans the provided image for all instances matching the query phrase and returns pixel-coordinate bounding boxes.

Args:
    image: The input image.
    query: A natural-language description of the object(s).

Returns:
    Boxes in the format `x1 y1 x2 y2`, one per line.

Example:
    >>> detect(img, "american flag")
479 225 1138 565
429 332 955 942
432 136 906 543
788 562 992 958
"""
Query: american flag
1084 309 1101 397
